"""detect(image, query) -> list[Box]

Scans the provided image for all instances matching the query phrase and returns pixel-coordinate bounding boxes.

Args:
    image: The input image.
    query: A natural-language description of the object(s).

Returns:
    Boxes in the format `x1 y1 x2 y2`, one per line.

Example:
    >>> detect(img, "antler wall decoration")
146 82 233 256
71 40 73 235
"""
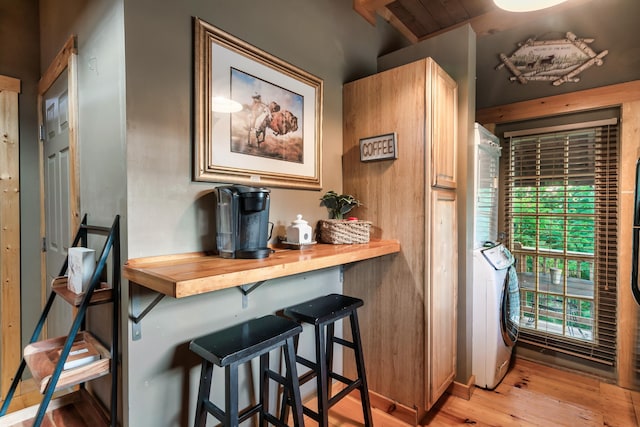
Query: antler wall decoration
497 32 608 86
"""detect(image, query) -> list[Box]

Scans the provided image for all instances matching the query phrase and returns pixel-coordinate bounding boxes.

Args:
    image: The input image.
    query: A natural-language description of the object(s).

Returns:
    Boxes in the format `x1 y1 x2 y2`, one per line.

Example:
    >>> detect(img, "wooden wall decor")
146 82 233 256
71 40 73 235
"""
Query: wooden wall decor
496 32 608 86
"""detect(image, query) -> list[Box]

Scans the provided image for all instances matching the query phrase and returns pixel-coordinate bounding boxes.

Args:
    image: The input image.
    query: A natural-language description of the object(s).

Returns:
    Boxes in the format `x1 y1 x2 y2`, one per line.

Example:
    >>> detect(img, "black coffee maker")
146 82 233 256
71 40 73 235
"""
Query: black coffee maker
214 185 272 259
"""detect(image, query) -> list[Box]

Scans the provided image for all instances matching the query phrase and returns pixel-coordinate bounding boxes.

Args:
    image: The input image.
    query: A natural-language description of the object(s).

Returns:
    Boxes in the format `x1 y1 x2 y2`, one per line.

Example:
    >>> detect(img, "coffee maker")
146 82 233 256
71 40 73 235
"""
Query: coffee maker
214 185 272 259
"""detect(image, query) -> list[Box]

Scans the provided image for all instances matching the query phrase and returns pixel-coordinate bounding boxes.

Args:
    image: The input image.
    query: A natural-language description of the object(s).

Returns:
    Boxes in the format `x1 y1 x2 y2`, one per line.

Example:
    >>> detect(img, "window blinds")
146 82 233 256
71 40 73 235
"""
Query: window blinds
503 118 619 365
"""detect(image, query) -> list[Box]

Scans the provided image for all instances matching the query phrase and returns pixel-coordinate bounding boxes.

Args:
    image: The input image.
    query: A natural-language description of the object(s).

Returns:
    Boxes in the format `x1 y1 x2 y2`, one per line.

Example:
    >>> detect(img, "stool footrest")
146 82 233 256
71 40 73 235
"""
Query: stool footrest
328 379 362 408
203 399 266 425
266 369 287 386
238 403 263 424
264 412 288 427
302 406 320 422
298 368 317 386
295 355 316 371
329 371 356 388
203 399 224 422
332 336 355 350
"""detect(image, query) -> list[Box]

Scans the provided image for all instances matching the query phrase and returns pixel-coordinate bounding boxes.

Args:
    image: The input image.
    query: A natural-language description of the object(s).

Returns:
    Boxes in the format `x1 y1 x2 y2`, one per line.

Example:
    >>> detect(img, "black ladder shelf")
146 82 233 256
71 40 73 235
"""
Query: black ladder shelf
0 214 120 427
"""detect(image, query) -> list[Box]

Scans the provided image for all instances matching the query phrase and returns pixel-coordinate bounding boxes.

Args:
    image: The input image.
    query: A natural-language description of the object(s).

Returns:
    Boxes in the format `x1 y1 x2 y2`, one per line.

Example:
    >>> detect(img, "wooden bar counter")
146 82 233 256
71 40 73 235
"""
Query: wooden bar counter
123 240 400 298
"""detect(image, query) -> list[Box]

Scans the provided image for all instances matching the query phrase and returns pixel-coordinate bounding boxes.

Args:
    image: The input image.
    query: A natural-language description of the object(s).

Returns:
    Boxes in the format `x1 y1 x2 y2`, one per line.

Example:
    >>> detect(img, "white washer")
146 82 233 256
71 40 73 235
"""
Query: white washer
472 243 520 389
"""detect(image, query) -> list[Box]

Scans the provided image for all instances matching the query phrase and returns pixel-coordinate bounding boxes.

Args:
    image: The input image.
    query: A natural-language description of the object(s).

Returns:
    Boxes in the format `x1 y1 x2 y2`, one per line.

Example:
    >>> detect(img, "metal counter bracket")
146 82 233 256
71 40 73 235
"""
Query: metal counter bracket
130 293 165 341
239 281 266 309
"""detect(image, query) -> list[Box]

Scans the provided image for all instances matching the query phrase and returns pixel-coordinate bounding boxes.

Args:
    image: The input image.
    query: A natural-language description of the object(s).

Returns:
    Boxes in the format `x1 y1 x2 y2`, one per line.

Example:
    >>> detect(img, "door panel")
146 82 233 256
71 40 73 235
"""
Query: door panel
427 189 457 408
43 70 72 339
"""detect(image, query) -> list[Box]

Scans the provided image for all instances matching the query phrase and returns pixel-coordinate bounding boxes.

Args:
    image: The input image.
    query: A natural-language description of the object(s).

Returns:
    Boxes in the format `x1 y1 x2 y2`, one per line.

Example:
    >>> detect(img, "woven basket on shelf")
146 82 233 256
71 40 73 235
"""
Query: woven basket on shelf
318 219 371 244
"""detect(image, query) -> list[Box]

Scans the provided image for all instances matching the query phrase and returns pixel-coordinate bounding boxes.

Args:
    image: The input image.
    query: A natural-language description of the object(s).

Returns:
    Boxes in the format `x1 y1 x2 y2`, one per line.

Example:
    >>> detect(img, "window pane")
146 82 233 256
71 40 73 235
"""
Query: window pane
566 298 594 341
539 187 564 214
567 216 594 254
512 215 536 247
505 120 618 364
521 289 536 328
539 216 565 251
537 294 564 336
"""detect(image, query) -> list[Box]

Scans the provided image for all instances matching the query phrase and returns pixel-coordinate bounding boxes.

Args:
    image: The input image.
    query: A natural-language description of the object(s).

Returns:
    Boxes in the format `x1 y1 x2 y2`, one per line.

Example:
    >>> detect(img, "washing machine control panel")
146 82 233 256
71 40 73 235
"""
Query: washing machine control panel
481 244 514 270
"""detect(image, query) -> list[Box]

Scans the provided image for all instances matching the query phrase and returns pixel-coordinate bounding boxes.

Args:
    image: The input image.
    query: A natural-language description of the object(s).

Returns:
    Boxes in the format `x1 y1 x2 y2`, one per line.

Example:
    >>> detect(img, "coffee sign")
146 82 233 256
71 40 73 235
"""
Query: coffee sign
359 133 397 162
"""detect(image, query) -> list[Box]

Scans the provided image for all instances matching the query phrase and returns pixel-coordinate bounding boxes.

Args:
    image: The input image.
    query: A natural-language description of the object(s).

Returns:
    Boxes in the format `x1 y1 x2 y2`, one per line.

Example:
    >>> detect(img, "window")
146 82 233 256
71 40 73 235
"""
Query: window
503 118 618 365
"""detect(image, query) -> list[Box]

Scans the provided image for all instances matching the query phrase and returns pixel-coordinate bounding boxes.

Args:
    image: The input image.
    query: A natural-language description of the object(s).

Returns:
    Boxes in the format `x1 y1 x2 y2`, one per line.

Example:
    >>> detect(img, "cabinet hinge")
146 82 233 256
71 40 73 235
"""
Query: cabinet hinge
42 237 47 252
39 125 45 141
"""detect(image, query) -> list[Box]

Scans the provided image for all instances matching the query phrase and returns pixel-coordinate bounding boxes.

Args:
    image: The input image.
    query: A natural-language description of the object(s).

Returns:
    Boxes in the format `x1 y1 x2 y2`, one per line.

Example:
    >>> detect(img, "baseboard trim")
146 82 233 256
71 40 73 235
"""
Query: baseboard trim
366 388 419 425
333 383 420 425
447 375 476 401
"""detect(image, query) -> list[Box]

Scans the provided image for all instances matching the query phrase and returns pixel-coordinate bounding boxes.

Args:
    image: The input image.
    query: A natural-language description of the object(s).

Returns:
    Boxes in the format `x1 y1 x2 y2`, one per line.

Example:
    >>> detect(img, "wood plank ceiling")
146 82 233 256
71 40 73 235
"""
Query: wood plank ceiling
353 0 594 43
354 0 497 42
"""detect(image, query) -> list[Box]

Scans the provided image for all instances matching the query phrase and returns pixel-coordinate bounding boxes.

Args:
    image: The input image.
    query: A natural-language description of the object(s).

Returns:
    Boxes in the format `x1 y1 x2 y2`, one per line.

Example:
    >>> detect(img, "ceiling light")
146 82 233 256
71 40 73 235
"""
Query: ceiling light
493 0 567 12
212 96 242 113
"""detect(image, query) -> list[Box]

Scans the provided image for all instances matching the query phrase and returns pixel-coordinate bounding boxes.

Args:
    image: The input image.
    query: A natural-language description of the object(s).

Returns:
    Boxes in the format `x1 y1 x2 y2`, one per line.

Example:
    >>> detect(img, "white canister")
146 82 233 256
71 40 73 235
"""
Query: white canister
286 214 313 244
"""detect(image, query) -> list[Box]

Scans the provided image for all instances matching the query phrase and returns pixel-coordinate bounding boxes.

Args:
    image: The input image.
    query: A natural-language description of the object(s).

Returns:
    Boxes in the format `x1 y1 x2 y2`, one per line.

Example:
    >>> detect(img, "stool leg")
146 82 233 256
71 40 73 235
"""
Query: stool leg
259 352 269 427
350 311 373 427
278 333 300 424
284 336 304 427
225 363 240 427
194 360 213 427
315 323 329 427
326 321 335 401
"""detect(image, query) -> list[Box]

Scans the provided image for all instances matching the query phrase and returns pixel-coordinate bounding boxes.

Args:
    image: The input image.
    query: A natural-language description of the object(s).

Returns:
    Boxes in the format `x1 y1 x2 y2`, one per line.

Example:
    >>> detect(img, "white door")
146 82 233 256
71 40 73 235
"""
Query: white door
43 69 73 339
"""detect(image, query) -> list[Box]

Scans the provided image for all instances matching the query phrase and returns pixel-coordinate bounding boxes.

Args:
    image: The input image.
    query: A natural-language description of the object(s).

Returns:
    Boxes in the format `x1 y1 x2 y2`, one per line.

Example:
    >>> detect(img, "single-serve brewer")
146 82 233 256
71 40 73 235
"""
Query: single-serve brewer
214 185 272 259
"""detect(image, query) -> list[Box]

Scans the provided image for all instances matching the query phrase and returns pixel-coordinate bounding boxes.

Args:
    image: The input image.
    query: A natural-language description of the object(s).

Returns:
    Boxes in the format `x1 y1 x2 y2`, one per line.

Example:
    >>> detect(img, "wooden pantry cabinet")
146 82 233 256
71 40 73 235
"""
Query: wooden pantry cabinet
342 57 458 424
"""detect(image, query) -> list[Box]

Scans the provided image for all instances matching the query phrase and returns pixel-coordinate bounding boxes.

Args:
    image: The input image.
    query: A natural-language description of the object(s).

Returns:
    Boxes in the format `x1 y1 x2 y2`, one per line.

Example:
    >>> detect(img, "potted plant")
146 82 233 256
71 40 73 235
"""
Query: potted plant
318 191 370 244
319 190 361 220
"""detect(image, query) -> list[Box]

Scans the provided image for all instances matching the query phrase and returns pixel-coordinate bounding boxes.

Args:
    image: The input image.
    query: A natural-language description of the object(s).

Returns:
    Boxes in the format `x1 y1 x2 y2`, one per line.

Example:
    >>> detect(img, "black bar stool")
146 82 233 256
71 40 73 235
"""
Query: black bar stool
281 293 373 427
189 315 305 427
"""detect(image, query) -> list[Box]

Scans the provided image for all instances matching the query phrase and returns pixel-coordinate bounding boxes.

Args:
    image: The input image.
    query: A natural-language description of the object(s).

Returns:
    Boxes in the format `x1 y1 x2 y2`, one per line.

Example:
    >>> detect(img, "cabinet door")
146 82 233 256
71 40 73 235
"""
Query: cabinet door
428 59 458 189
426 189 457 409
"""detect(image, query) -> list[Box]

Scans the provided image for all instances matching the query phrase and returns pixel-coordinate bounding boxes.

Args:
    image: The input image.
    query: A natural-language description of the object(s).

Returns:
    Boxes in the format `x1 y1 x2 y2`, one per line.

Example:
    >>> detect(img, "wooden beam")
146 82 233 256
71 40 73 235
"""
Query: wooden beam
353 0 394 26
0 76 20 93
476 80 640 124
378 7 419 44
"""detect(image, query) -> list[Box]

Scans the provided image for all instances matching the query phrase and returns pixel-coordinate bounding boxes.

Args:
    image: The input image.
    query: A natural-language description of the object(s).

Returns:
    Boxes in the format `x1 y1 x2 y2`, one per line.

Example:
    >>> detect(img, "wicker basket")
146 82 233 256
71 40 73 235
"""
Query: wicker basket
318 219 371 244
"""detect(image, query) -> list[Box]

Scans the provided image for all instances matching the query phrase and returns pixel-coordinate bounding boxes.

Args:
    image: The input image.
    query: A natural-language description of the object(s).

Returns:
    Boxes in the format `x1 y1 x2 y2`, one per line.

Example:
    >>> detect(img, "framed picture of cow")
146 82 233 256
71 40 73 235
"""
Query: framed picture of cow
194 17 323 190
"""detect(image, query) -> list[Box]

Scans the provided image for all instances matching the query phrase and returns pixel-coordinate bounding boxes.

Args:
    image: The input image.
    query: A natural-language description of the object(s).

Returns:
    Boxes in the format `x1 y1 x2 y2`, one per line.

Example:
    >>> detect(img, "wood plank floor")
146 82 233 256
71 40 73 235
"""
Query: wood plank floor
0 387 108 427
329 358 640 426
4 358 639 426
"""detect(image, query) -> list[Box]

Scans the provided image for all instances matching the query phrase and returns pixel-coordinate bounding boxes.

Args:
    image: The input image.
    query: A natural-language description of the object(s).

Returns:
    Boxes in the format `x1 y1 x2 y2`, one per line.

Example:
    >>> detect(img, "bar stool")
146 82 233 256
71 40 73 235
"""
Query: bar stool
189 315 305 427
281 293 373 427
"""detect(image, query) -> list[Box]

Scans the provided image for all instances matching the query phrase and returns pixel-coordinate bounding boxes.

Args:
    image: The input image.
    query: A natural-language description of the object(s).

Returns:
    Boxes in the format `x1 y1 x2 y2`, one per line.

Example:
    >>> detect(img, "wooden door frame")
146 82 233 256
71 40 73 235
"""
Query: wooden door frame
0 75 21 402
38 35 81 337
477 79 640 389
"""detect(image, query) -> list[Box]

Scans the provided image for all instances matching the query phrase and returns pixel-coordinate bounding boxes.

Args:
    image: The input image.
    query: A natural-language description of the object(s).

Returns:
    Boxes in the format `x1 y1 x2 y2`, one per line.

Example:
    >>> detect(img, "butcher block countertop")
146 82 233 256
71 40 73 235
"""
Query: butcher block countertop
123 240 400 298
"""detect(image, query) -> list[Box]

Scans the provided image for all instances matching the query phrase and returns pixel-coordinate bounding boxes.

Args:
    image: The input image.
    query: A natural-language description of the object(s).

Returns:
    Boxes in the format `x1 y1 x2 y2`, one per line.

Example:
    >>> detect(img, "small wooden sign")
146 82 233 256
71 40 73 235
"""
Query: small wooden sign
359 133 397 162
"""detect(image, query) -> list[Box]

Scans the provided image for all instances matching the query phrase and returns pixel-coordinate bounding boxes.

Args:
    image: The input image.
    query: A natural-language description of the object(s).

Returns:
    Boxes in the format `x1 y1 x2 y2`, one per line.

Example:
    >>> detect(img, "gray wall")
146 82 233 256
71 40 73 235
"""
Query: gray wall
122 1 404 426
123 0 405 258
377 25 477 385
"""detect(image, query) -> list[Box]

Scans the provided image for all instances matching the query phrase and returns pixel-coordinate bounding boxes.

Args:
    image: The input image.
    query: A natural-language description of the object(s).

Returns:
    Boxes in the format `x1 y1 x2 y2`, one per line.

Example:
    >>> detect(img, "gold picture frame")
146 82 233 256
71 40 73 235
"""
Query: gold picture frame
194 18 323 190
